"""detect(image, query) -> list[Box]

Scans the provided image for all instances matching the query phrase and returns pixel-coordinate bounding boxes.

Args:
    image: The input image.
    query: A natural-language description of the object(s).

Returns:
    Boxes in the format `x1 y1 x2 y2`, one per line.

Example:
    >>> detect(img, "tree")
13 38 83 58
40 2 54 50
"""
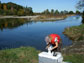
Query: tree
68 11 74 14
0 9 4 15
63 10 68 14
17 9 24 16
42 9 50 15
0 1 1 9
3 4 7 10
76 10 80 14
51 9 54 15
28 7 33 15
0 2 33 15
76 0 84 23
60 11 64 14
82 11 84 23
24 7 33 15
54 10 59 15
76 0 84 11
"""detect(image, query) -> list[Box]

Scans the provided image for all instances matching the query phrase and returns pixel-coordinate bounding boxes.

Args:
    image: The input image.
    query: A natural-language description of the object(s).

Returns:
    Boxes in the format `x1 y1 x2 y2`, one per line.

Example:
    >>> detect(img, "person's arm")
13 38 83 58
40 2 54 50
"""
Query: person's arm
51 42 58 50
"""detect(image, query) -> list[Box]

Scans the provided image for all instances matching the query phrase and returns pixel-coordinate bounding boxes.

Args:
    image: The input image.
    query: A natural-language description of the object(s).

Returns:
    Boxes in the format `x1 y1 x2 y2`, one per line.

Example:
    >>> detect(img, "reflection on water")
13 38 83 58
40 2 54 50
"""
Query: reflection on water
0 18 32 31
0 16 82 51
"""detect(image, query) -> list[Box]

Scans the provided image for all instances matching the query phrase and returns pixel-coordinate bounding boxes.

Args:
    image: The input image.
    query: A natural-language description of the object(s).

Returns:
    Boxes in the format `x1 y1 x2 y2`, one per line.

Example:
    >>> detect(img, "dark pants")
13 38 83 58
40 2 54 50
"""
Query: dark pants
51 43 62 56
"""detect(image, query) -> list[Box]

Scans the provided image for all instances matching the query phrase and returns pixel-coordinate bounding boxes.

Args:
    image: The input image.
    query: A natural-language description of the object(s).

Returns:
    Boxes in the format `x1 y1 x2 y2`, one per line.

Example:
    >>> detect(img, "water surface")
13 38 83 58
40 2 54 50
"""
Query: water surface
0 16 82 51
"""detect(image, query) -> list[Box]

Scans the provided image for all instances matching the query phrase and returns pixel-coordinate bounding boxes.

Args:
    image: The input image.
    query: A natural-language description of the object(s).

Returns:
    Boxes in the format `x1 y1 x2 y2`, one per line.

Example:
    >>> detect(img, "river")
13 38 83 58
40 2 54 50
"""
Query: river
0 15 82 51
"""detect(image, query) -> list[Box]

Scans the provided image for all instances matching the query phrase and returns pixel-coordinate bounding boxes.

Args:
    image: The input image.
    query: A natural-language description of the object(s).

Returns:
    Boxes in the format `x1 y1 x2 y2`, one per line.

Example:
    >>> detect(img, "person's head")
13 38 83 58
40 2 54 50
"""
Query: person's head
45 35 52 44
45 34 62 44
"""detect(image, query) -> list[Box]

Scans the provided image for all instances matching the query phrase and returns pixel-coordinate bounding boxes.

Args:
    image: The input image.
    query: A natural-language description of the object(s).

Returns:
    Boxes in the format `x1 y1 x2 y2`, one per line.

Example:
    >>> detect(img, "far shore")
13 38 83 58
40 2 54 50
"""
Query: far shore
0 14 75 21
0 15 39 20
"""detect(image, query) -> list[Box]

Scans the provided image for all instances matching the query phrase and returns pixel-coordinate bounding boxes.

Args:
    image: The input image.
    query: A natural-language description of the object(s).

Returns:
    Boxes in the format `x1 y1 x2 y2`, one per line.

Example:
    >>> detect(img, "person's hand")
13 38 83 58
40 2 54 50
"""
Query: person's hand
48 46 53 51
45 46 49 49
51 48 53 51
49 48 53 51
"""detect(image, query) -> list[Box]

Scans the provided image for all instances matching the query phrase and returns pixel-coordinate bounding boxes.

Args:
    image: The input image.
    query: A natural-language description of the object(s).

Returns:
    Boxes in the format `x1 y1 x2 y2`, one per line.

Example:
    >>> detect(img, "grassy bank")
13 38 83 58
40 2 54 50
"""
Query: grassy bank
63 24 84 41
0 47 39 63
0 47 84 63
63 54 84 63
62 24 84 55
62 24 84 62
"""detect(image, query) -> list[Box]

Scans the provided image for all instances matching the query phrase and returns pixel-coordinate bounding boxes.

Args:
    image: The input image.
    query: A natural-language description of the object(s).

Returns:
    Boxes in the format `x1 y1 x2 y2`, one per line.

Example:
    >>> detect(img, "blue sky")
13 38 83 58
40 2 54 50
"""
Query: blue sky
0 0 78 12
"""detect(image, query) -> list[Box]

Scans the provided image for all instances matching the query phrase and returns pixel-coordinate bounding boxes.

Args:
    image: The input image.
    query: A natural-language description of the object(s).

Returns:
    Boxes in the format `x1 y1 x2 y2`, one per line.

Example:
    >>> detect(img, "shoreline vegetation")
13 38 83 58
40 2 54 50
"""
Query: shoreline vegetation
0 47 84 63
62 24 84 62
0 1 78 21
62 24 84 55
0 14 75 21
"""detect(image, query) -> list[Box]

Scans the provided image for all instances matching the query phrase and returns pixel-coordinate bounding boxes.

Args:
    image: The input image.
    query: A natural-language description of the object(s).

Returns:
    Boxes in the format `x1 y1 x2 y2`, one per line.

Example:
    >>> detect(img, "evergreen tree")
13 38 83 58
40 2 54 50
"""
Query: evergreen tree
51 9 54 15
54 10 59 15
60 11 64 14
63 10 68 14
43 9 50 15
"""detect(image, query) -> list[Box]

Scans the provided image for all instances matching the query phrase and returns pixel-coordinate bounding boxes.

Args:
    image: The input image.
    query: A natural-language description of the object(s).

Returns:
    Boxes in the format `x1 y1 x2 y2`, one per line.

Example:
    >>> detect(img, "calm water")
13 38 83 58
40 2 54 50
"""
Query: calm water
0 16 82 51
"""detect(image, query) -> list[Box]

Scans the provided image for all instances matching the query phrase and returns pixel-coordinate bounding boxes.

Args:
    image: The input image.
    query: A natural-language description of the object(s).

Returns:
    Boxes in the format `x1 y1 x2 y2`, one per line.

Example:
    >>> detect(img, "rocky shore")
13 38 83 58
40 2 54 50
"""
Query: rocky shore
62 24 84 54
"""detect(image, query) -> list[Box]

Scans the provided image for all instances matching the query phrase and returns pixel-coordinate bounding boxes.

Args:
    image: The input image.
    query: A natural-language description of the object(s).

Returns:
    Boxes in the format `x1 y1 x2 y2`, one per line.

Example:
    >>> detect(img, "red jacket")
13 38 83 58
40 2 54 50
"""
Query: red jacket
49 34 60 45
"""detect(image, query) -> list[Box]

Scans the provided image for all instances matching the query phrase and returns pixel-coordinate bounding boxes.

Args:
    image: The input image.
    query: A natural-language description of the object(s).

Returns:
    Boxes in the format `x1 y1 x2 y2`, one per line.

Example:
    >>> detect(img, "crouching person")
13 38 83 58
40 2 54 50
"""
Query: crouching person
45 34 62 56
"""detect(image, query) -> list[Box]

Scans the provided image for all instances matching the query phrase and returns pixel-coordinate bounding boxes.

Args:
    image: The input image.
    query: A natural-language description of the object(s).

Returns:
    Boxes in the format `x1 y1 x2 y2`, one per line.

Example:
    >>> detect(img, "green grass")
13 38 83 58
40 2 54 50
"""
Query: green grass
63 54 84 63
0 47 39 63
0 47 84 63
63 24 84 41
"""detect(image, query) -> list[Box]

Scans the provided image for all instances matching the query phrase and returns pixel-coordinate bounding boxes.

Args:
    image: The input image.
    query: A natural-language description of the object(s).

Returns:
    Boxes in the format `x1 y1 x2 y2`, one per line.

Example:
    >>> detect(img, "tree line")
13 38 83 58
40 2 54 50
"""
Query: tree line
0 1 33 16
0 1 81 16
41 9 80 15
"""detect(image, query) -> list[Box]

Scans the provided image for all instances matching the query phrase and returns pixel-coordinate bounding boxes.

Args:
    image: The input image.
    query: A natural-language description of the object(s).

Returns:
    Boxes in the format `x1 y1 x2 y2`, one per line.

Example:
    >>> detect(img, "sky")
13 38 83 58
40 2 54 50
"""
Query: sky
0 0 79 12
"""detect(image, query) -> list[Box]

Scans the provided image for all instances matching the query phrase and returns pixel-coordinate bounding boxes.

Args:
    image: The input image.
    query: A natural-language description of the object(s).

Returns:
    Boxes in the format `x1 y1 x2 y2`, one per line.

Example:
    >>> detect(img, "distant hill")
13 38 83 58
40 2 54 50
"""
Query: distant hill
0 1 33 16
